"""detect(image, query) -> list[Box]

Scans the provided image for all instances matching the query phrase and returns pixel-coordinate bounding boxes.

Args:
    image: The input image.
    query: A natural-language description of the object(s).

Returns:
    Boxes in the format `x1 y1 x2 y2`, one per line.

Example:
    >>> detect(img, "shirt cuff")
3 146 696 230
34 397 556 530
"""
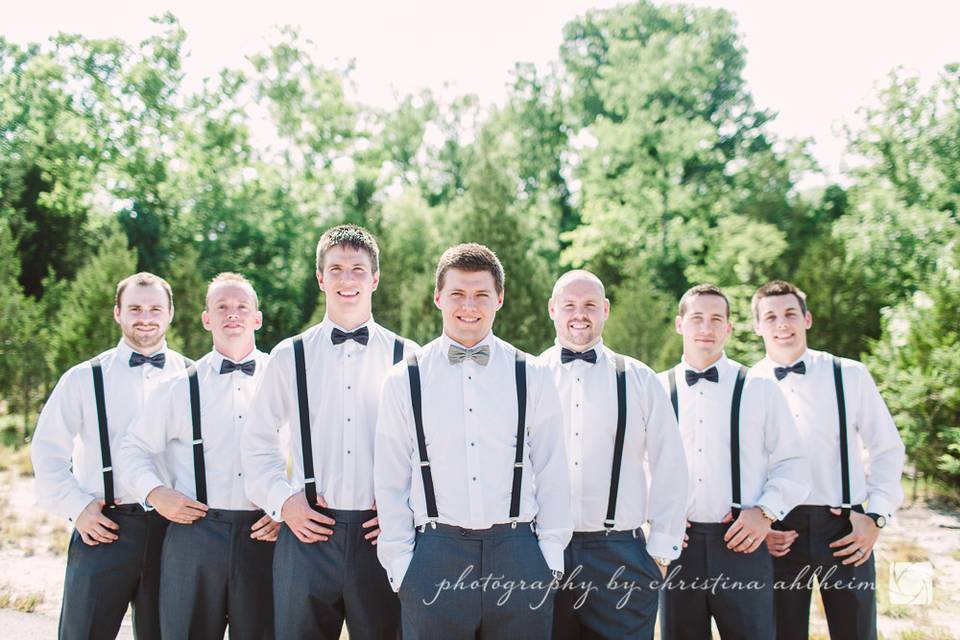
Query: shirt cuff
646 530 683 561
389 552 414 593
62 489 98 524
865 495 896 520
266 483 295 522
756 492 790 522
537 540 565 574
136 474 166 506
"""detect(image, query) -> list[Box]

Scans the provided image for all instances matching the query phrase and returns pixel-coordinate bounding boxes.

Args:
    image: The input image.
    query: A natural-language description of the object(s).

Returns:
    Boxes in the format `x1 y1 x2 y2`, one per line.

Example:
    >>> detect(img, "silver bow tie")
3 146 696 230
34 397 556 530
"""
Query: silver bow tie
447 344 490 366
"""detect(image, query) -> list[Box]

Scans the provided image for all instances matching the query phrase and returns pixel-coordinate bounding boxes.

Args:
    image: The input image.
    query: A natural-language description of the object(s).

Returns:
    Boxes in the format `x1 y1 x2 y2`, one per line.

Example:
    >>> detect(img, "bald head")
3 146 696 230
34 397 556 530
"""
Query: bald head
549 270 609 351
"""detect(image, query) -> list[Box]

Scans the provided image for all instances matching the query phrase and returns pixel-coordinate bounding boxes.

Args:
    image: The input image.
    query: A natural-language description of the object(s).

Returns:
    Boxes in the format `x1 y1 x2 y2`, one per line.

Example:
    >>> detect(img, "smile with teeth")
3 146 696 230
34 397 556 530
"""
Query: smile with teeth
337 290 359 298
569 322 590 330
457 315 481 324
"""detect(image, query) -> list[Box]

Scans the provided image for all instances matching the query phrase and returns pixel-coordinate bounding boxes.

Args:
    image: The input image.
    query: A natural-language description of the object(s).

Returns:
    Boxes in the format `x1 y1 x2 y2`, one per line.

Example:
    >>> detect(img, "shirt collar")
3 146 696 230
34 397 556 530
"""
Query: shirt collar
440 331 494 352
322 314 375 336
680 352 729 375
764 348 811 370
210 347 258 373
117 338 167 361
556 338 605 367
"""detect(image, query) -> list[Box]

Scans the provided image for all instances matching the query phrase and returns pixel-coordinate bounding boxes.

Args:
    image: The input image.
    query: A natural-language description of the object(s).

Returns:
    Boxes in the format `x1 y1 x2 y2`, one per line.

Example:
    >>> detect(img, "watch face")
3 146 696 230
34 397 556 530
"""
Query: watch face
876 515 887 528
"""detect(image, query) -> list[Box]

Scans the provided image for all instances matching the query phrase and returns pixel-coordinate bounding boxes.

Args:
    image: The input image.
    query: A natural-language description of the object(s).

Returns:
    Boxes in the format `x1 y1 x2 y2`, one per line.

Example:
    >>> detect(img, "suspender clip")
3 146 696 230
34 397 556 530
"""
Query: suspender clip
428 518 437 530
192 438 203 445
731 502 742 509
511 518 519 529
603 518 615 535
101 466 112 473
513 462 523 469
841 503 852 509
304 477 316 485
419 461 430 468
631 528 639 539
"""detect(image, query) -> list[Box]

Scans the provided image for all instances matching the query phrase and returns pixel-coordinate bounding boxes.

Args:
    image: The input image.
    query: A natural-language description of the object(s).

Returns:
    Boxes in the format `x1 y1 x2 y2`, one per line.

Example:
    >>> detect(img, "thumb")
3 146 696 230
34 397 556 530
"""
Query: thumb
97 499 106 507
720 511 734 524
829 508 842 516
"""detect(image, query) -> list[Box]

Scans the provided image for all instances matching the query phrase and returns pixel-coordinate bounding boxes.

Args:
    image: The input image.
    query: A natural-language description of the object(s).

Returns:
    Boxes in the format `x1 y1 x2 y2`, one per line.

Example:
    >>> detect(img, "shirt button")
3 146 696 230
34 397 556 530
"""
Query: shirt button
575 432 579 436
576 378 580 382
347 450 351 454
468 408 473 412
347 418 351 422
472 477 477 481
468 376 472 380
575 403 580 408
470 442 475 446
238 472 242 477
347 385 352 390
698 419 703 423
574 461 579 466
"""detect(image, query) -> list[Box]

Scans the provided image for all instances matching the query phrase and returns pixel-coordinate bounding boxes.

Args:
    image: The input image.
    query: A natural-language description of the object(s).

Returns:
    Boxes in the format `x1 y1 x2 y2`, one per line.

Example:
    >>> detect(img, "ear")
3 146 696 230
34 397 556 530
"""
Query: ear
674 315 683 335
804 311 813 329
753 318 763 336
253 310 263 330
547 297 556 320
434 289 442 310
371 269 380 292
201 309 212 331
495 290 504 311
113 306 122 325
602 298 611 320
316 270 325 292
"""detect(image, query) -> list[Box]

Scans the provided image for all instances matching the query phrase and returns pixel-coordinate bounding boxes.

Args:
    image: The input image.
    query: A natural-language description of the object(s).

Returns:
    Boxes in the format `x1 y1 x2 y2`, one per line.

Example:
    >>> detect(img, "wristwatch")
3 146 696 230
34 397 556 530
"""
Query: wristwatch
865 512 887 529
757 505 778 522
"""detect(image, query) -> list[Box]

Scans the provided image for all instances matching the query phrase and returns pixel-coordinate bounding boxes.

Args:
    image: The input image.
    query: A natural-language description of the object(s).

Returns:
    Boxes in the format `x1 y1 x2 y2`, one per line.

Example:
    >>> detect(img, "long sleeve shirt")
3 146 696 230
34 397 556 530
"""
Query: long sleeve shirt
118 348 269 511
241 316 415 520
751 348 905 519
540 341 688 560
31 339 189 522
375 332 573 591
657 354 810 523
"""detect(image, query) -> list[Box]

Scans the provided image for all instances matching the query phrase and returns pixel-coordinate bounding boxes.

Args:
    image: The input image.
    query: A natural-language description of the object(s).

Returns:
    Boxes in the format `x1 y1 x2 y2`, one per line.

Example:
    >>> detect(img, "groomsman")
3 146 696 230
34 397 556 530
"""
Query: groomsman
658 284 809 640
541 270 687 640
119 272 278 639
375 243 572 640
31 272 189 640
242 224 413 639
751 280 905 640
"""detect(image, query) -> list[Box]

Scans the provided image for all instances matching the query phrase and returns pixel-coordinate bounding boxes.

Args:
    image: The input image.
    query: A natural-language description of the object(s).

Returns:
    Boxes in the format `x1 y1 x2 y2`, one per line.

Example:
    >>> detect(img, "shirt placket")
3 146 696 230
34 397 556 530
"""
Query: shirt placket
231 372 248 507
692 380 709 516
463 360 484 526
342 342 358 502
569 364 585 526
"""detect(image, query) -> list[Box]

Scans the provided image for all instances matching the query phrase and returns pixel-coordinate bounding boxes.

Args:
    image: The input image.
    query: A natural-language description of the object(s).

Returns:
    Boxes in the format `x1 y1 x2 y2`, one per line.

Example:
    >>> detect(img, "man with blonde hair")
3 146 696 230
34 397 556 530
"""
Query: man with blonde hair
32 272 189 640
120 272 277 638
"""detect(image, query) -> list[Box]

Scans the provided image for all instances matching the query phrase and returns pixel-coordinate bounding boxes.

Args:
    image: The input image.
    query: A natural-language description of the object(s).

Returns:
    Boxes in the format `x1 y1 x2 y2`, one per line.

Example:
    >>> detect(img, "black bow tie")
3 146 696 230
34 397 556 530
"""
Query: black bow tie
331 326 369 346
774 361 806 381
685 366 719 386
560 348 598 365
129 352 165 369
220 359 256 376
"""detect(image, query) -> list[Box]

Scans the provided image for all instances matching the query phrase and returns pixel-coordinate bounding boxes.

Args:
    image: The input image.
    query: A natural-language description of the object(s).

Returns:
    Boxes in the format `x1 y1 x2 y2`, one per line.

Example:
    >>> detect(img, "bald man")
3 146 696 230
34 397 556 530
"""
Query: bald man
540 271 688 640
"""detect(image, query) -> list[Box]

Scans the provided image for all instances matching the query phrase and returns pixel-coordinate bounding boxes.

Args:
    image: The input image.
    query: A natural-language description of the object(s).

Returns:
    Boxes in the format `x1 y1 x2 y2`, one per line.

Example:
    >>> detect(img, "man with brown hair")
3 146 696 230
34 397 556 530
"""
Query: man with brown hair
657 283 808 640
32 272 190 640
119 272 278 639
375 243 572 640
242 224 414 639
751 280 904 640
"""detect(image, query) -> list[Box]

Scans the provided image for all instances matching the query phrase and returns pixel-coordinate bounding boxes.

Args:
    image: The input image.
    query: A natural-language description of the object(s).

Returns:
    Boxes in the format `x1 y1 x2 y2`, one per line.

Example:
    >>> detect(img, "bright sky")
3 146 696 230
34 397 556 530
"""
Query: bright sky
3 1 959 181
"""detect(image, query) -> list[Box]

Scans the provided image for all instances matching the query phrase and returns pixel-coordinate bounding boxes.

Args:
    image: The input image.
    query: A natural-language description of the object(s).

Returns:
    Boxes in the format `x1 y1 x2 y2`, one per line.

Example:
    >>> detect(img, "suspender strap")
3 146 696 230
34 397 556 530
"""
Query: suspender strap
187 365 207 505
406 354 438 525
668 366 679 420
509 351 528 525
833 356 852 516
729 366 748 519
393 338 405 365
604 354 628 530
89 357 115 509
293 336 318 508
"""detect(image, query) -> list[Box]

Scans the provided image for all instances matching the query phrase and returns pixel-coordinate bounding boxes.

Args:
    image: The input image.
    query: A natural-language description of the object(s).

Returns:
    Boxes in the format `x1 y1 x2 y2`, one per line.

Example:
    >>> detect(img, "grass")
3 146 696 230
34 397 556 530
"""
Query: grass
0 583 44 613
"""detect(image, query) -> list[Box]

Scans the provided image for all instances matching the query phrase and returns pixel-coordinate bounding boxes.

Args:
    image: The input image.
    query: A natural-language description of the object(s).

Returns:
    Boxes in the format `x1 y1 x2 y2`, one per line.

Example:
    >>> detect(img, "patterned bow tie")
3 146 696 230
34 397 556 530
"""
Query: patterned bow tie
331 326 369 346
685 366 719 386
220 359 256 376
447 344 490 366
560 348 598 365
129 351 166 369
774 361 806 381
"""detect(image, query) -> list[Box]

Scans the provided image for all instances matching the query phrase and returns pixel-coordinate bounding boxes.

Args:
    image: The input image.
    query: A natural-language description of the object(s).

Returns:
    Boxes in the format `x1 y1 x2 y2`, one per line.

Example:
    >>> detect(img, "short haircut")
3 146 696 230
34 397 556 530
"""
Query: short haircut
206 272 259 309
115 272 173 309
551 269 606 299
435 243 505 295
315 224 380 274
678 283 730 318
752 280 808 320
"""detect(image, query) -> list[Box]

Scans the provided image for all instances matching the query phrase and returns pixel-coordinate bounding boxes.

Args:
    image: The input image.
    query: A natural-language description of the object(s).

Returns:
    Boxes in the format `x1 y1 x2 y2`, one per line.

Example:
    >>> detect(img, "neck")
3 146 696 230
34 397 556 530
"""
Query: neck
125 338 163 356
559 337 601 352
214 338 255 363
444 329 487 349
684 350 722 371
327 308 371 332
769 346 806 367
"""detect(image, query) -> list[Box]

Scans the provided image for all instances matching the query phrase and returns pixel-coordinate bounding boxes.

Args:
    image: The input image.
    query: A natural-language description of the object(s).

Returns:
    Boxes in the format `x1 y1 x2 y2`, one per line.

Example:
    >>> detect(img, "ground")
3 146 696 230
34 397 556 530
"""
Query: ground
1 447 957 639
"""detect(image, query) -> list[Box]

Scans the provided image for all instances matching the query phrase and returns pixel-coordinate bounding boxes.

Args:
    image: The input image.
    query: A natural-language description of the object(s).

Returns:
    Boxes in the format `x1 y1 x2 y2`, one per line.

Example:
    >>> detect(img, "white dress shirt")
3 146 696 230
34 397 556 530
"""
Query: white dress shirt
540 341 688 560
118 348 269 511
31 340 189 522
241 316 414 520
375 332 573 590
751 348 905 519
657 354 809 523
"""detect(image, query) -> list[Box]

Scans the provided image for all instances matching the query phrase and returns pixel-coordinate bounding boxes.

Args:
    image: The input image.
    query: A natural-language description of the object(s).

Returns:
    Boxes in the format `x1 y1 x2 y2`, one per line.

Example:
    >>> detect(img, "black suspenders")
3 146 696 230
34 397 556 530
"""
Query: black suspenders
668 364 748 518
187 365 208 505
406 349 528 528
833 356 851 516
89 357 115 510
293 333 405 508
603 354 627 530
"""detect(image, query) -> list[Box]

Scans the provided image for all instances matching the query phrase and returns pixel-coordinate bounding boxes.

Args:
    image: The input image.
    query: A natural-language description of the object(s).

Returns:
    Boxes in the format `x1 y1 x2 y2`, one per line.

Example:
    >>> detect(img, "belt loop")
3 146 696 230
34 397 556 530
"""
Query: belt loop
632 528 638 539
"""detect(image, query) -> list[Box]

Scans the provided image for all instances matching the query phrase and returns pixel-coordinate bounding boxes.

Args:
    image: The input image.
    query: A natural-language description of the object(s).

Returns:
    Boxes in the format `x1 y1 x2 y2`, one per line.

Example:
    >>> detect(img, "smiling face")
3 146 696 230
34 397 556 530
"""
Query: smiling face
113 283 173 354
317 245 379 327
549 276 609 351
435 268 503 348
202 282 262 351
675 293 732 367
754 293 812 364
